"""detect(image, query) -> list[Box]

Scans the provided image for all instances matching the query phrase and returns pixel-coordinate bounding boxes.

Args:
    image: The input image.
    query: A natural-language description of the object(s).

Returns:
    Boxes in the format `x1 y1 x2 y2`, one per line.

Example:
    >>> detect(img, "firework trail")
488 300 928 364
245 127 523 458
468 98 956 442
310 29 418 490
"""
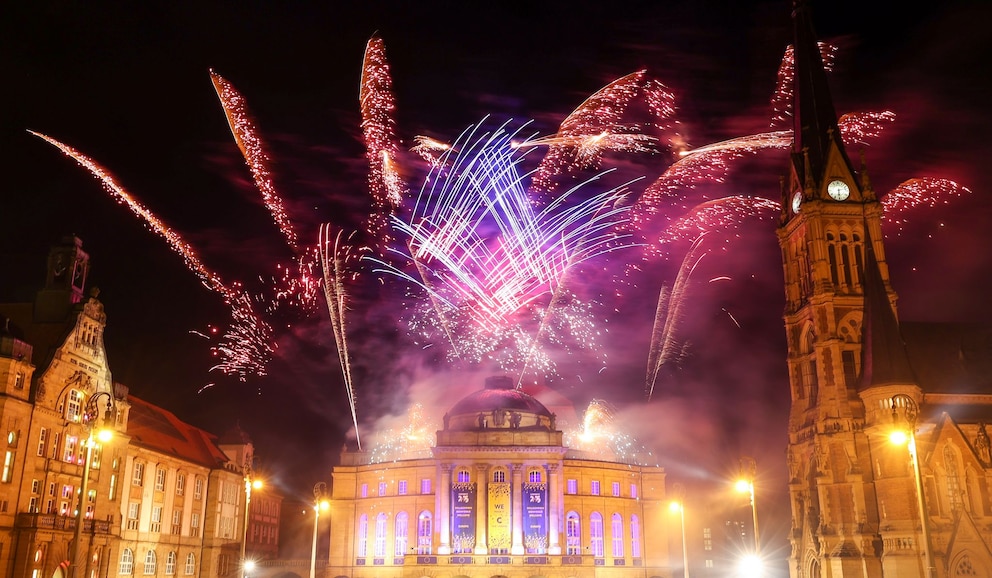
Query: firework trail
29 130 275 380
319 224 362 449
531 71 676 193
646 235 709 401
210 70 300 251
411 135 452 168
376 118 637 377
360 35 404 243
882 177 972 233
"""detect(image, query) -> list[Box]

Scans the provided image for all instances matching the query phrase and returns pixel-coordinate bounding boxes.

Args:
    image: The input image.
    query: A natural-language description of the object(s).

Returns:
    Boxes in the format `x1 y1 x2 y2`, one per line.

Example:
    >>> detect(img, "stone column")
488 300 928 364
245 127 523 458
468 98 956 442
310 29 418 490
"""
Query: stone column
511 463 525 555
438 463 452 554
475 464 489 555
547 463 562 555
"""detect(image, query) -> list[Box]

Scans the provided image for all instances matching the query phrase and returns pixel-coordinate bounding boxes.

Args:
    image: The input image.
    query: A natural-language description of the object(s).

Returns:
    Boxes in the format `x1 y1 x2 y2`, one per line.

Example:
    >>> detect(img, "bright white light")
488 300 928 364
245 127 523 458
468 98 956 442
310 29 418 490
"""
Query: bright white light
244 560 256 571
738 553 763 577
889 430 909 446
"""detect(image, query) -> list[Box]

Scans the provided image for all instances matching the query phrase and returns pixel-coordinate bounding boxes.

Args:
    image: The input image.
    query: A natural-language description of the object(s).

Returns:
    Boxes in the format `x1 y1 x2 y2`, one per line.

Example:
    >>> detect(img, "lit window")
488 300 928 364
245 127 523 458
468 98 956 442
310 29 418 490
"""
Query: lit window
37 428 46 457
360 483 368 498
590 512 604 557
417 511 433 555
109 474 118 500
394 511 409 556
132 462 145 486
631 514 641 557
119 548 134 575
611 513 624 557
66 390 83 422
456 469 470 483
193 478 203 500
165 551 176 575
591 480 600 495
176 473 185 496
143 550 157 575
184 553 195 575
528 470 542 483
566 479 577 494
127 503 140 530
63 436 77 463
421 479 431 494
612 481 621 497
378 482 387 496
374 513 388 557
566 511 581 555
1 451 14 483
398 480 408 495
631 484 638 499
357 514 369 557
155 468 166 491
151 506 162 533
14 372 24 390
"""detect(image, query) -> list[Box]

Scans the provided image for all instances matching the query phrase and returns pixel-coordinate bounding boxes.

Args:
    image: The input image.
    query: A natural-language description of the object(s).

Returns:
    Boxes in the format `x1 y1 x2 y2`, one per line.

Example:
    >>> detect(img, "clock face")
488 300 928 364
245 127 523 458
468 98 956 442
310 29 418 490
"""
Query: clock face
827 179 850 201
792 191 803 214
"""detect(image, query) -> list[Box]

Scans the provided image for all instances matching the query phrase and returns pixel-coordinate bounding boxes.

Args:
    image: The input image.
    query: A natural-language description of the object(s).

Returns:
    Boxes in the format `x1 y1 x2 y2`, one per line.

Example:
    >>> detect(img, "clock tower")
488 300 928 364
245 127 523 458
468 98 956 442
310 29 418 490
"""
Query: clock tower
777 1 904 576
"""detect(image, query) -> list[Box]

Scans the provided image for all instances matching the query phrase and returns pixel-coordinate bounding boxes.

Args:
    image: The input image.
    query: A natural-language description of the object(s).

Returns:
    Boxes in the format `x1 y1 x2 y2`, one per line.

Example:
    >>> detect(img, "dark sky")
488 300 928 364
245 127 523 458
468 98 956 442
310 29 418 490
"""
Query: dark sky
3 0 992 566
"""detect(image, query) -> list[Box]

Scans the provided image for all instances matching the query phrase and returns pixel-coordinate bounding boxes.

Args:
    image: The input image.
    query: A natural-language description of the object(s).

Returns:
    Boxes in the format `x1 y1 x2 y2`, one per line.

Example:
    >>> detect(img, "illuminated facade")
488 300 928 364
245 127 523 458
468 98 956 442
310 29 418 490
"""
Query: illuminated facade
327 376 671 578
0 236 274 578
779 3 992 577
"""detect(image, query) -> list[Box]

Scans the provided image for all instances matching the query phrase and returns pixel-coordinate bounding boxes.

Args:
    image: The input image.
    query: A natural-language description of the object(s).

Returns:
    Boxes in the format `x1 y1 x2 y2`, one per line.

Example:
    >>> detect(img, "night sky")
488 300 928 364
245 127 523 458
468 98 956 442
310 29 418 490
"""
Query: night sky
3 0 992 566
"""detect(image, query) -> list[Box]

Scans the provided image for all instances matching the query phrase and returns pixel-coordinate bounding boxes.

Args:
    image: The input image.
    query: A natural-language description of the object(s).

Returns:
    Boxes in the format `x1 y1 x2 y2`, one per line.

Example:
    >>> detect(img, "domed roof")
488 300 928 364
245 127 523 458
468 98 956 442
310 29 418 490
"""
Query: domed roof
447 375 552 419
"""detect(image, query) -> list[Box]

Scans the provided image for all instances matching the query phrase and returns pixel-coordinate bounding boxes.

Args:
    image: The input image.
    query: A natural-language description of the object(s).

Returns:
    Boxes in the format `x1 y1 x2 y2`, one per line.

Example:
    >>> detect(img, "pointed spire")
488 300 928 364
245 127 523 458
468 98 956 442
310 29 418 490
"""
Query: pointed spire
791 0 851 185
859 229 917 390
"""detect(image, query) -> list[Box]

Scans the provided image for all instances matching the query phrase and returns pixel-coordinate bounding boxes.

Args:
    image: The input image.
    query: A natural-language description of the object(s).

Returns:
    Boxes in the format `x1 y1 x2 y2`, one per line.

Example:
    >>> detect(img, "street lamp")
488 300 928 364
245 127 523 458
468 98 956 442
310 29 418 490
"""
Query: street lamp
241 463 262 577
735 456 760 557
69 391 115 578
669 482 689 578
311 482 330 578
890 394 934 578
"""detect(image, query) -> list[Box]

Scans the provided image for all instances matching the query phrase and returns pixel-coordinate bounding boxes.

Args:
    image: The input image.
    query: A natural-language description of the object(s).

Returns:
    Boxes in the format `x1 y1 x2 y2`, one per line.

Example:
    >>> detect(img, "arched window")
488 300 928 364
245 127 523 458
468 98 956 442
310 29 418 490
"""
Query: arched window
357 514 369 557
165 551 177 575
143 550 157 575
417 511 433 555
590 512 604 557
566 511 581 555
375 512 389 557
119 548 134 575
492 469 506 483
184 553 195 576
456 469 471 483
630 514 641 558
826 232 840 286
395 511 409 556
611 513 624 557
528 469 543 483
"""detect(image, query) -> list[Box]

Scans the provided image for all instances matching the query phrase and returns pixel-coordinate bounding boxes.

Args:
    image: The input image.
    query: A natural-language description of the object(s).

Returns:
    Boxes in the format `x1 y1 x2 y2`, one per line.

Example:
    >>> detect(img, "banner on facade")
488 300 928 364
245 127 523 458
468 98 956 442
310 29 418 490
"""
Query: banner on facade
487 482 511 551
523 482 548 553
451 482 476 553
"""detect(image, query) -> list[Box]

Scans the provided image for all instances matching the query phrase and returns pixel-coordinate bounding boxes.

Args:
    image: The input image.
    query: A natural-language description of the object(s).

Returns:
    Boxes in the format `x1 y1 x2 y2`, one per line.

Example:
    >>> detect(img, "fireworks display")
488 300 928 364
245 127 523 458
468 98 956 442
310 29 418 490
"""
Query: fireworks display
21 7 980 473
375 118 637 380
360 35 405 244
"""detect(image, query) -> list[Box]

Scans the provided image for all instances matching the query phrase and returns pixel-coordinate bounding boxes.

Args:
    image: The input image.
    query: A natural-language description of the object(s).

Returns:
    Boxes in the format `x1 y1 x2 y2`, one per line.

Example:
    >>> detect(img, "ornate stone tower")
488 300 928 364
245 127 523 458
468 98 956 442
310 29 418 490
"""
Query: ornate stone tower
777 1 901 576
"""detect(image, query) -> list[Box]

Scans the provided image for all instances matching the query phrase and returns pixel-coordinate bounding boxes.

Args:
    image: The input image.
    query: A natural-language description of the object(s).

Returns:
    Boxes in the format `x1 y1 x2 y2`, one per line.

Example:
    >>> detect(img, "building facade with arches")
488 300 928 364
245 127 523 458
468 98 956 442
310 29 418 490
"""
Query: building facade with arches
326 376 671 578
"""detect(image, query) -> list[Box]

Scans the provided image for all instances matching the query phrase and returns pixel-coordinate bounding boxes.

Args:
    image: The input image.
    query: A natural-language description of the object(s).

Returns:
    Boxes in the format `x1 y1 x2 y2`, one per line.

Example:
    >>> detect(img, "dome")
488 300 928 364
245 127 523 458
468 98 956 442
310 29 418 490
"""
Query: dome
442 376 556 432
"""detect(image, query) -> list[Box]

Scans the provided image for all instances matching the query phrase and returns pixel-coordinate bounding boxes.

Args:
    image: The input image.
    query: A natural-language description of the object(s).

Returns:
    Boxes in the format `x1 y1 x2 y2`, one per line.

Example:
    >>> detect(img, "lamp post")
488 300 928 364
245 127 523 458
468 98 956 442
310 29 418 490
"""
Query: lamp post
241 463 262 577
669 483 689 578
890 394 934 578
311 482 329 578
69 391 114 578
735 456 760 557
